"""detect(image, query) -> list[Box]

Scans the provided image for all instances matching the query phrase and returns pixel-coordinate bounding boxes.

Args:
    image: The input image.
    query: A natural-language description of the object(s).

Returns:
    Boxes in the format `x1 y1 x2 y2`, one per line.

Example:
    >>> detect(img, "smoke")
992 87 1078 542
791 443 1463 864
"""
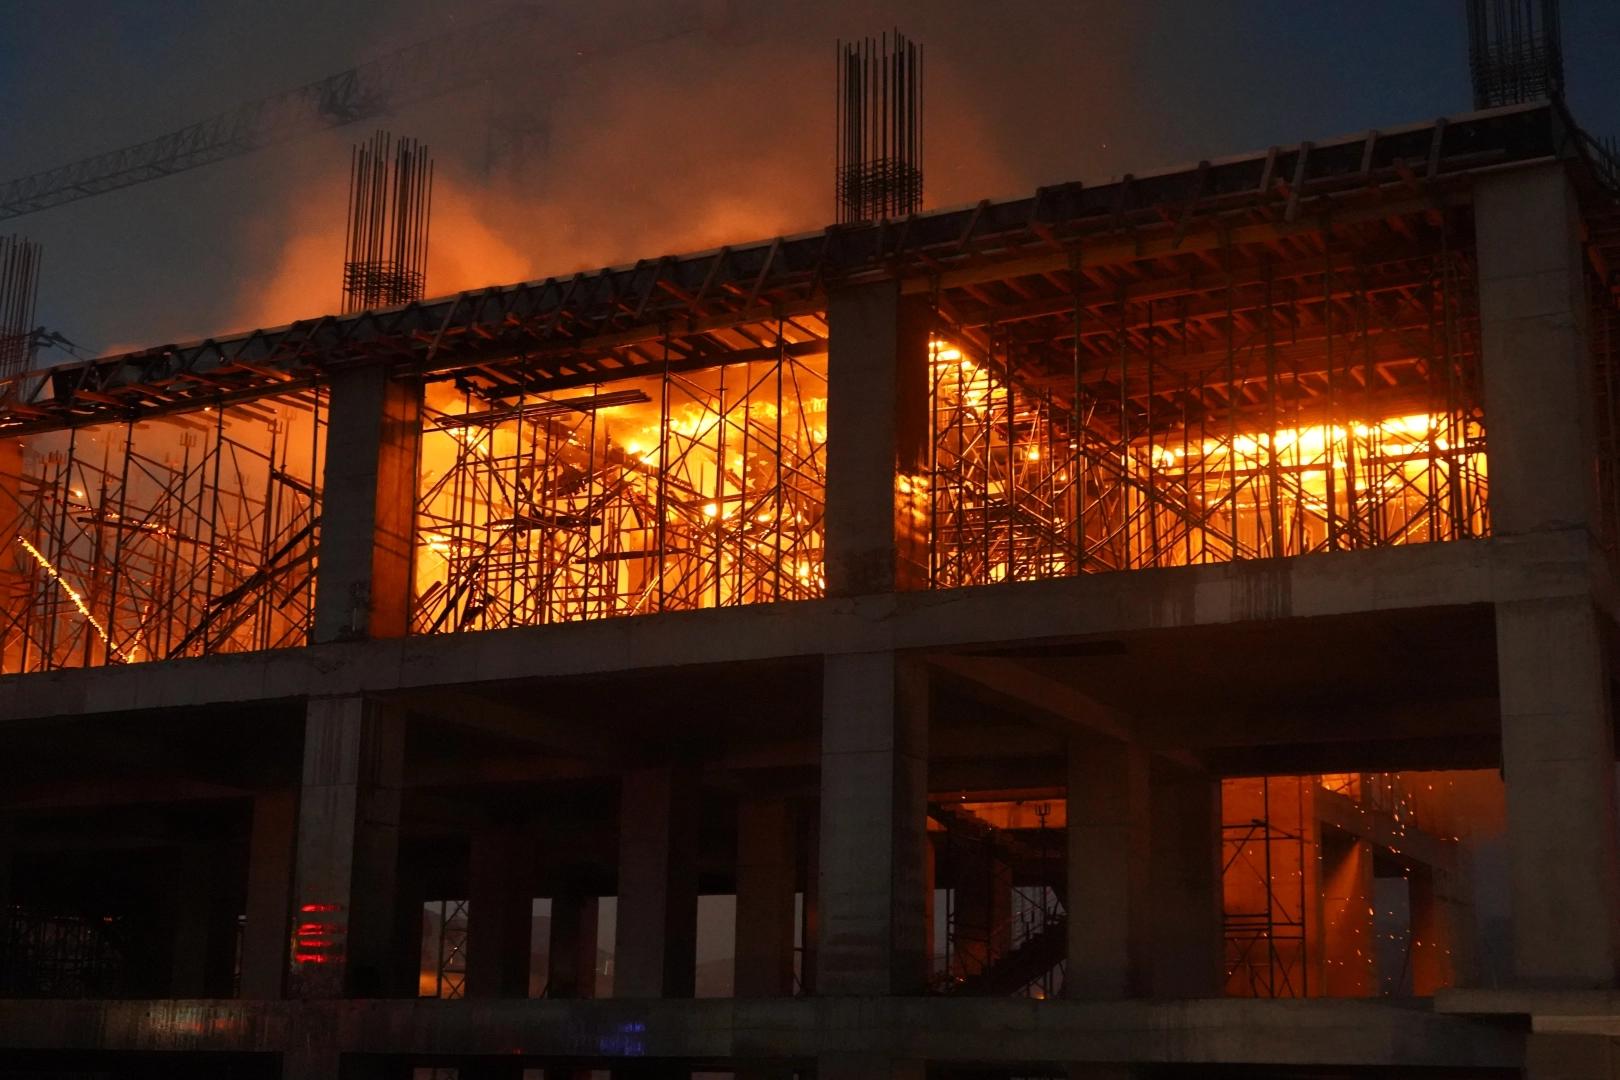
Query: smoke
15 1 1605 350
236 0 1064 330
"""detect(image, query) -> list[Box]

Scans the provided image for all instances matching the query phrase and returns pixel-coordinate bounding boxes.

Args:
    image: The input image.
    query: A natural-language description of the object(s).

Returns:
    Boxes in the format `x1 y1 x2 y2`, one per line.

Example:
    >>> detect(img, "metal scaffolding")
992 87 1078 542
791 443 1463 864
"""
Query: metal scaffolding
925 232 1487 585
414 337 827 633
0 396 324 673
1222 777 1311 999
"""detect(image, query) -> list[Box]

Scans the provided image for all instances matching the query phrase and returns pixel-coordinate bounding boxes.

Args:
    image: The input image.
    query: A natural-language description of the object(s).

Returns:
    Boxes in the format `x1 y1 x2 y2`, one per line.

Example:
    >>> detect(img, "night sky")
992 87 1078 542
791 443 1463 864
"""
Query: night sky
1 0 1616 357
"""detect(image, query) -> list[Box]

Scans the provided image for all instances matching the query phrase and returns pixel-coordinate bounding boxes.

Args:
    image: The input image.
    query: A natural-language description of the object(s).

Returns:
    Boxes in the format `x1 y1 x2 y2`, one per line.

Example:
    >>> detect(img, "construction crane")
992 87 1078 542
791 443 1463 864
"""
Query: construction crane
0 2 710 221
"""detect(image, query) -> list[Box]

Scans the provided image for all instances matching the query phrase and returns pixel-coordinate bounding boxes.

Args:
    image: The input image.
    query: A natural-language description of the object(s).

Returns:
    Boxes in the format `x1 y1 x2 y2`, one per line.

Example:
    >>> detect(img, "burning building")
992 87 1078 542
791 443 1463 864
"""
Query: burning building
0 16 1619 1078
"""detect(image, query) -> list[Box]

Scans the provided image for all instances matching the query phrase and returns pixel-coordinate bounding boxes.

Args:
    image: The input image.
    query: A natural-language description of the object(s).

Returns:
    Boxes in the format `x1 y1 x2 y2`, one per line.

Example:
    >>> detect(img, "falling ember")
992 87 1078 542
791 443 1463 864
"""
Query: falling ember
15 535 133 663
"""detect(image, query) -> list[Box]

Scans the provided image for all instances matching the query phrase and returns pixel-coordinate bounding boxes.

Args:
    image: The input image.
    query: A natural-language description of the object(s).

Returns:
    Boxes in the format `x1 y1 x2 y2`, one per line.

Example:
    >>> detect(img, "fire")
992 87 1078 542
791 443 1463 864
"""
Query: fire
414 351 829 631
15 535 134 663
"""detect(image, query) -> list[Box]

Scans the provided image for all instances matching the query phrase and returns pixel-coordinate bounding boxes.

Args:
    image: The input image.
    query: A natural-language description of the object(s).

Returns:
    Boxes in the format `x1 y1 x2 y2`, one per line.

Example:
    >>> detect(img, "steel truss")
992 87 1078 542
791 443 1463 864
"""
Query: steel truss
0 396 324 673
414 339 827 632
926 240 1487 585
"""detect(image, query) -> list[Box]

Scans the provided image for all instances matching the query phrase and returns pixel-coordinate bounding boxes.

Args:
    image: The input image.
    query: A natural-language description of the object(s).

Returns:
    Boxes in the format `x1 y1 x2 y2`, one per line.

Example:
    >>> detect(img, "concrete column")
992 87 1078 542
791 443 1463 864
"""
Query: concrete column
461 1063 526 1080
1066 737 1150 998
240 789 298 998
1147 762 1222 998
1525 1032 1620 1080
281 1049 340 1080
817 1055 925 1080
1499 595 1620 986
1320 834 1376 997
466 830 536 998
1475 160 1620 989
817 651 930 996
800 809 819 994
1474 161 1594 536
735 795 798 997
614 765 701 998
288 695 405 998
548 891 599 998
824 281 932 596
0 812 13 916
168 846 215 998
1410 863 1465 996
313 367 421 643
389 855 428 999
950 839 1010 980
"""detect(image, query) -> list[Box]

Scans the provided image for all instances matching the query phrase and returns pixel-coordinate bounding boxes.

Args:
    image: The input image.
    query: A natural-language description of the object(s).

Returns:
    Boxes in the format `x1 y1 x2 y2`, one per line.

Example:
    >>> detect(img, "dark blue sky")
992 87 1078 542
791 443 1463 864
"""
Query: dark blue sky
0 0 1615 355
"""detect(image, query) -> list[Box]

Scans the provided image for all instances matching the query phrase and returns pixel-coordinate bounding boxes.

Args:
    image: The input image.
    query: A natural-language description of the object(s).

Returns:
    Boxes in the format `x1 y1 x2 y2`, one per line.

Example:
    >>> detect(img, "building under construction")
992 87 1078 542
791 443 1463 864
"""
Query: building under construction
4 10 1620 1077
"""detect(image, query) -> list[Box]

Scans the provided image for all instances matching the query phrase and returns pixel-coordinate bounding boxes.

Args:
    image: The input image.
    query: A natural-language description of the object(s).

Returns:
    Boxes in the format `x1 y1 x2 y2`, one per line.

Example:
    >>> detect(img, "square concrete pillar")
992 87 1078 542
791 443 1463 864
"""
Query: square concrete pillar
1320 833 1376 997
1499 595 1620 987
465 830 536 998
1410 861 1467 996
548 891 600 998
167 845 218 998
949 839 1010 981
1147 762 1222 998
1067 736 1150 998
824 281 932 596
1474 160 1594 535
735 795 798 997
1525 1032 1620 1080
614 764 701 998
313 367 421 643
800 808 819 994
240 788 298 998
817 651 930 996
817 1055 925 1080
288 695 405 998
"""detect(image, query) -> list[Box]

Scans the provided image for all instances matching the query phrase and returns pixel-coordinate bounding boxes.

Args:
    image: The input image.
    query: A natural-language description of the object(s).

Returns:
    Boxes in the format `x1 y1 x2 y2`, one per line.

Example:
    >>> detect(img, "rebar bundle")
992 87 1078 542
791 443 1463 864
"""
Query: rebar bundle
0 235 41 382
835 32 923 224
1467 0 1564 110
342 131 433 313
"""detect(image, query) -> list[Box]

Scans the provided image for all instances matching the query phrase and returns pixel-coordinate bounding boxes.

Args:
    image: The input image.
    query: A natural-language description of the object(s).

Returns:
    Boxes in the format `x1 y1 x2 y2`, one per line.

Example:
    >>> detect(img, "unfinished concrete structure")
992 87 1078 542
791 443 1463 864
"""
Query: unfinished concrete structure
0 98 1618 1079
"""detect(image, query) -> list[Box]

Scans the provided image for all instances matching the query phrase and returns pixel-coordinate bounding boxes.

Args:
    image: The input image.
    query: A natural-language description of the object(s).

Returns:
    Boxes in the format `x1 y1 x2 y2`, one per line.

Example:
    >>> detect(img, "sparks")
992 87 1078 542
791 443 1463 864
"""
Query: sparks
15 535 133 663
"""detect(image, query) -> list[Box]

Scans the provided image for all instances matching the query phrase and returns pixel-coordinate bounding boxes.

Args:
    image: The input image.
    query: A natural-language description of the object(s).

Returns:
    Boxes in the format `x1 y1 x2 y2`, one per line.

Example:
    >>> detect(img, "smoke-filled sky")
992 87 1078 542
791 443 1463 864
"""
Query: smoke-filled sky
2 0 1617 358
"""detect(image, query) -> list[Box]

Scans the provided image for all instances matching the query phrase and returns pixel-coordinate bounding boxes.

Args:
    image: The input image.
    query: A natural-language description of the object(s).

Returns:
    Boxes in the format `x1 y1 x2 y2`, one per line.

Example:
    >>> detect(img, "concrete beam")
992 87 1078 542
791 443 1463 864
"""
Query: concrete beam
0 529 1609 725
929 653 1135 743
0 997 1525 1070
402 688 636 765
1313 785 1455 872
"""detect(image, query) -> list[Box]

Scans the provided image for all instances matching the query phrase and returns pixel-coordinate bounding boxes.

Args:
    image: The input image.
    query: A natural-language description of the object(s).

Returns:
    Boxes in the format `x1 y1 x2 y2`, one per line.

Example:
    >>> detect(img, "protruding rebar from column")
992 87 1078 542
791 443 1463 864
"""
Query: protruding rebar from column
0 234 41 382
342 131 433 313
835 31 923 224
